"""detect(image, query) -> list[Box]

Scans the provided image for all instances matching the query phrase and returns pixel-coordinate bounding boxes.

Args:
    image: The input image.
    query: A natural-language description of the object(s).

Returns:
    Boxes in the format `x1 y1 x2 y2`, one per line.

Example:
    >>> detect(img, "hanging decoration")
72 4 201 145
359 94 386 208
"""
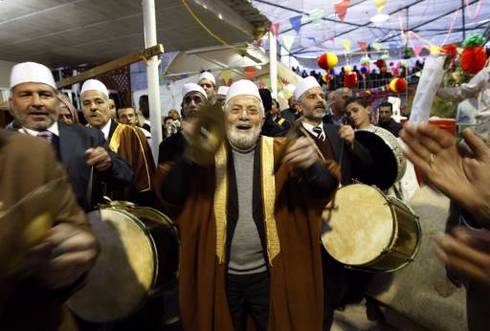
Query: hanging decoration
360 56 370 65
372 42 383 51
374 0 387 12
220 69 234 86
381 53 389 61
389 77 408 93
270 22 280 36
344 71 358 88
282 35 296 51
461 34 488 74
334 0 350 22
309 9 324 25
375 58 386 70
317 52 339 70
244 66 256 80
360 65 370 75
402 45 413 59
357 40 368 52
342 39 352 53
289 15 303 33
344 65 352 73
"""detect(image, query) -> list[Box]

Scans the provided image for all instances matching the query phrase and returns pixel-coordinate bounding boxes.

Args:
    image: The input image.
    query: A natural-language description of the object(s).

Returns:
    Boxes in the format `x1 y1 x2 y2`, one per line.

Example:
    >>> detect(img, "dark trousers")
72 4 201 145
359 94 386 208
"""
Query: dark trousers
226 271 270 331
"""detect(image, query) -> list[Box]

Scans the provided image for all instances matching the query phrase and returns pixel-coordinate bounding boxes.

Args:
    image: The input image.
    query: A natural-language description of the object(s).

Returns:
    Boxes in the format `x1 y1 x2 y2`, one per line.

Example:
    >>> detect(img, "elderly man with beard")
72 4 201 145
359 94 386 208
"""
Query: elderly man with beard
295 77 374 330
157 79 339 331
80 79 154 205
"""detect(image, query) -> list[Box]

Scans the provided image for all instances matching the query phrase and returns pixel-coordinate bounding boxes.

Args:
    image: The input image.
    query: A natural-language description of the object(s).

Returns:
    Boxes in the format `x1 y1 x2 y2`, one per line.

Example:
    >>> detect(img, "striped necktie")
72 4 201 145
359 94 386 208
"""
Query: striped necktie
37 130 53 143
312 126 324 140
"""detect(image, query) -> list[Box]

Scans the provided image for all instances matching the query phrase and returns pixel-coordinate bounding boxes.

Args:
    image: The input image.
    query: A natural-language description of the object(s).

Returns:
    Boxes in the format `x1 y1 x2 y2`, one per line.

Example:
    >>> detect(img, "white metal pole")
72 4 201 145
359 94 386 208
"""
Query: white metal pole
142 0 162 163
269 31 278 99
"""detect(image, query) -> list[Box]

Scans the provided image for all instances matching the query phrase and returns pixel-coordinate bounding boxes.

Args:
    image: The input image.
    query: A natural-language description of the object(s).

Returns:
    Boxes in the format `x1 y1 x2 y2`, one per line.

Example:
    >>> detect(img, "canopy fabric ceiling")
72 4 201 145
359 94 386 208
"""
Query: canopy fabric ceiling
252 0 490 61
0 0 269 67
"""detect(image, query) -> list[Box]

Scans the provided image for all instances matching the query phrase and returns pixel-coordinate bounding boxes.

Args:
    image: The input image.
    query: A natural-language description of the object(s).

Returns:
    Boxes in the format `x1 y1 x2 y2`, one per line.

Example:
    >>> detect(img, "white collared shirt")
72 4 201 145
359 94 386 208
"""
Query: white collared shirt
100 120 112 141
21 121 59 137
302 121 325 141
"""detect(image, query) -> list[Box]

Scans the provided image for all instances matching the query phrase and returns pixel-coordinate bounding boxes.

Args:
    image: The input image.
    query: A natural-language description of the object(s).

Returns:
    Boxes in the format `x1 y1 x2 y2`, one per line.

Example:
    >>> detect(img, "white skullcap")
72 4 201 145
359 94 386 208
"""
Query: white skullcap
217 86 229 96
80 79 109 97
225 79 262 104
294 76 321 101
182 83 207 99
198 71 216 85
10 62 56 89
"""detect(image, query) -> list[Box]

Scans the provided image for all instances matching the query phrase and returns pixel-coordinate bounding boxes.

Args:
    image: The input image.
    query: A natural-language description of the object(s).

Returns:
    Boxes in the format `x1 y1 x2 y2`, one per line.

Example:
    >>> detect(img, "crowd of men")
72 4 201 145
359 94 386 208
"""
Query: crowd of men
1 60 489 331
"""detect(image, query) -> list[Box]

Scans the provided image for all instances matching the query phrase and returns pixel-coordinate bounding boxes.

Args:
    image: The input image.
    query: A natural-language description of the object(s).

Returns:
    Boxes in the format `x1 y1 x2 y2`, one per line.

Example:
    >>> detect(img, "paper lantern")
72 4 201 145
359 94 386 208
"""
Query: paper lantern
360 56 370 65
317 52 339 70
389 77 408 93
375 59 386 69
244 66 257 79
322 73 330 83
461 46 488 74
344 72 358 88
360 66 369 75
344 65 352 73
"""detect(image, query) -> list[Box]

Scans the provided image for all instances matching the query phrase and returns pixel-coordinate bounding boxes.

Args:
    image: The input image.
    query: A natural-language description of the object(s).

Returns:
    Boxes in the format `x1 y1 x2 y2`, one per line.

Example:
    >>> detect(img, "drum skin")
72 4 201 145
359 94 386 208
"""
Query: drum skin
321 184 420 272
67 206 179 323
355 126 406 190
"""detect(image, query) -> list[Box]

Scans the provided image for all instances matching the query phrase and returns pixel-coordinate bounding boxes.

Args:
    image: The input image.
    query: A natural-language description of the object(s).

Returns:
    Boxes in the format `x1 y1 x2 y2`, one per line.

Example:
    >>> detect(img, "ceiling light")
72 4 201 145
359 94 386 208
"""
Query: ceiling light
370 13 390 24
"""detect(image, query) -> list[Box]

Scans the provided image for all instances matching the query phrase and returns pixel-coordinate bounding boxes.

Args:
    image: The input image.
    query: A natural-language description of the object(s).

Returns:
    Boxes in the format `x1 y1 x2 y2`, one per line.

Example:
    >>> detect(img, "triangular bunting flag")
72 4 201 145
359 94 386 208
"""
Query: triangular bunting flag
271 22 280 37
309 9 324 25
334 0 350 22
289 15 303 33
282 35 296 51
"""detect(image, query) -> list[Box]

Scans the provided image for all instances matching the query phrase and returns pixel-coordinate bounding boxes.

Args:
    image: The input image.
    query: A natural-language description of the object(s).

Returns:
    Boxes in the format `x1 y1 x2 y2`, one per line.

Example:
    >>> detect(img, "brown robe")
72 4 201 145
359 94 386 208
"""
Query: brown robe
0 130 90 331
157 136 336 331
107 121 155 202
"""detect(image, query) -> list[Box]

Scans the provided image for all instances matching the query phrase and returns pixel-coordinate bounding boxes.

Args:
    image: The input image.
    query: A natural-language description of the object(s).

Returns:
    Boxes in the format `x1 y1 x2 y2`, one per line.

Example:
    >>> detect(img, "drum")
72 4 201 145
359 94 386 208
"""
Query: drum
67 203 179 323
321 184 421 272
355 126 406 190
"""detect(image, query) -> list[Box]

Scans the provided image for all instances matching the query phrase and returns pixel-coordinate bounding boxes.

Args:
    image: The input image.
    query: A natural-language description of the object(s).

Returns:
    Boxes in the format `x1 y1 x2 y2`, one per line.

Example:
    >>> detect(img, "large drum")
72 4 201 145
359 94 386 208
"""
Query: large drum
67 203 179 323
355 126 406 190
321 184 421 272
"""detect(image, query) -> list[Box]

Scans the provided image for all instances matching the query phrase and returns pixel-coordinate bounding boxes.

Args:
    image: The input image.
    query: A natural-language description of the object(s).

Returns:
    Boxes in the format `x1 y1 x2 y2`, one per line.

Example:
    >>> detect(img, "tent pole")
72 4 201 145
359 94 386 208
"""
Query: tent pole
461 0 467 40
142 0 162 163
269 31 278 99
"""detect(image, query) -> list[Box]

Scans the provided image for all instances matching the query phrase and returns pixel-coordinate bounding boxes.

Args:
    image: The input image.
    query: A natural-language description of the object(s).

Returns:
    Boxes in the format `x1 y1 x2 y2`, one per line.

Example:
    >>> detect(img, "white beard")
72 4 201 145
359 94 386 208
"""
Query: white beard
226 124 261 150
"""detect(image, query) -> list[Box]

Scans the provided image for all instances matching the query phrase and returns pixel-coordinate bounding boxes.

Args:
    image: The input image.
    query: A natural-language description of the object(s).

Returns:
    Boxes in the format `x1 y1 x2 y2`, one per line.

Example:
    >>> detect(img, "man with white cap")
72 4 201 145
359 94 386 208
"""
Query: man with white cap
294 75 374 330
198 71 217 102
157 79 339 330
157 82 208 164
8 62 132 211
80 79 155 205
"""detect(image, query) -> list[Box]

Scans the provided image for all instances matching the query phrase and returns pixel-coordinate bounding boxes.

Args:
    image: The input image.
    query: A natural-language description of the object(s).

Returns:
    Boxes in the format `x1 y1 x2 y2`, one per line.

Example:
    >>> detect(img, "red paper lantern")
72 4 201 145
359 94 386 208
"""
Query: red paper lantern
243 66 256 79
344 72 358 88
461 46 488 74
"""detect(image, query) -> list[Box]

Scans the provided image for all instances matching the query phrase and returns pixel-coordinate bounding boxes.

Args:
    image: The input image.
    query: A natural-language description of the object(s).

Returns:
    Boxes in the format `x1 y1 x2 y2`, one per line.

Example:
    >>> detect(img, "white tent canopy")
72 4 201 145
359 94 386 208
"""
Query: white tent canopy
252 0 490 66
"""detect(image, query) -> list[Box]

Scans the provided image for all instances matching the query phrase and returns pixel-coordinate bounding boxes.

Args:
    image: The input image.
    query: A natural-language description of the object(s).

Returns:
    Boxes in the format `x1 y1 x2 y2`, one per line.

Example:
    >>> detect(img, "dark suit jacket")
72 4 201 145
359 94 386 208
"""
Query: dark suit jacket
11 123 133 211
58 123 133 210
0 130 89 331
